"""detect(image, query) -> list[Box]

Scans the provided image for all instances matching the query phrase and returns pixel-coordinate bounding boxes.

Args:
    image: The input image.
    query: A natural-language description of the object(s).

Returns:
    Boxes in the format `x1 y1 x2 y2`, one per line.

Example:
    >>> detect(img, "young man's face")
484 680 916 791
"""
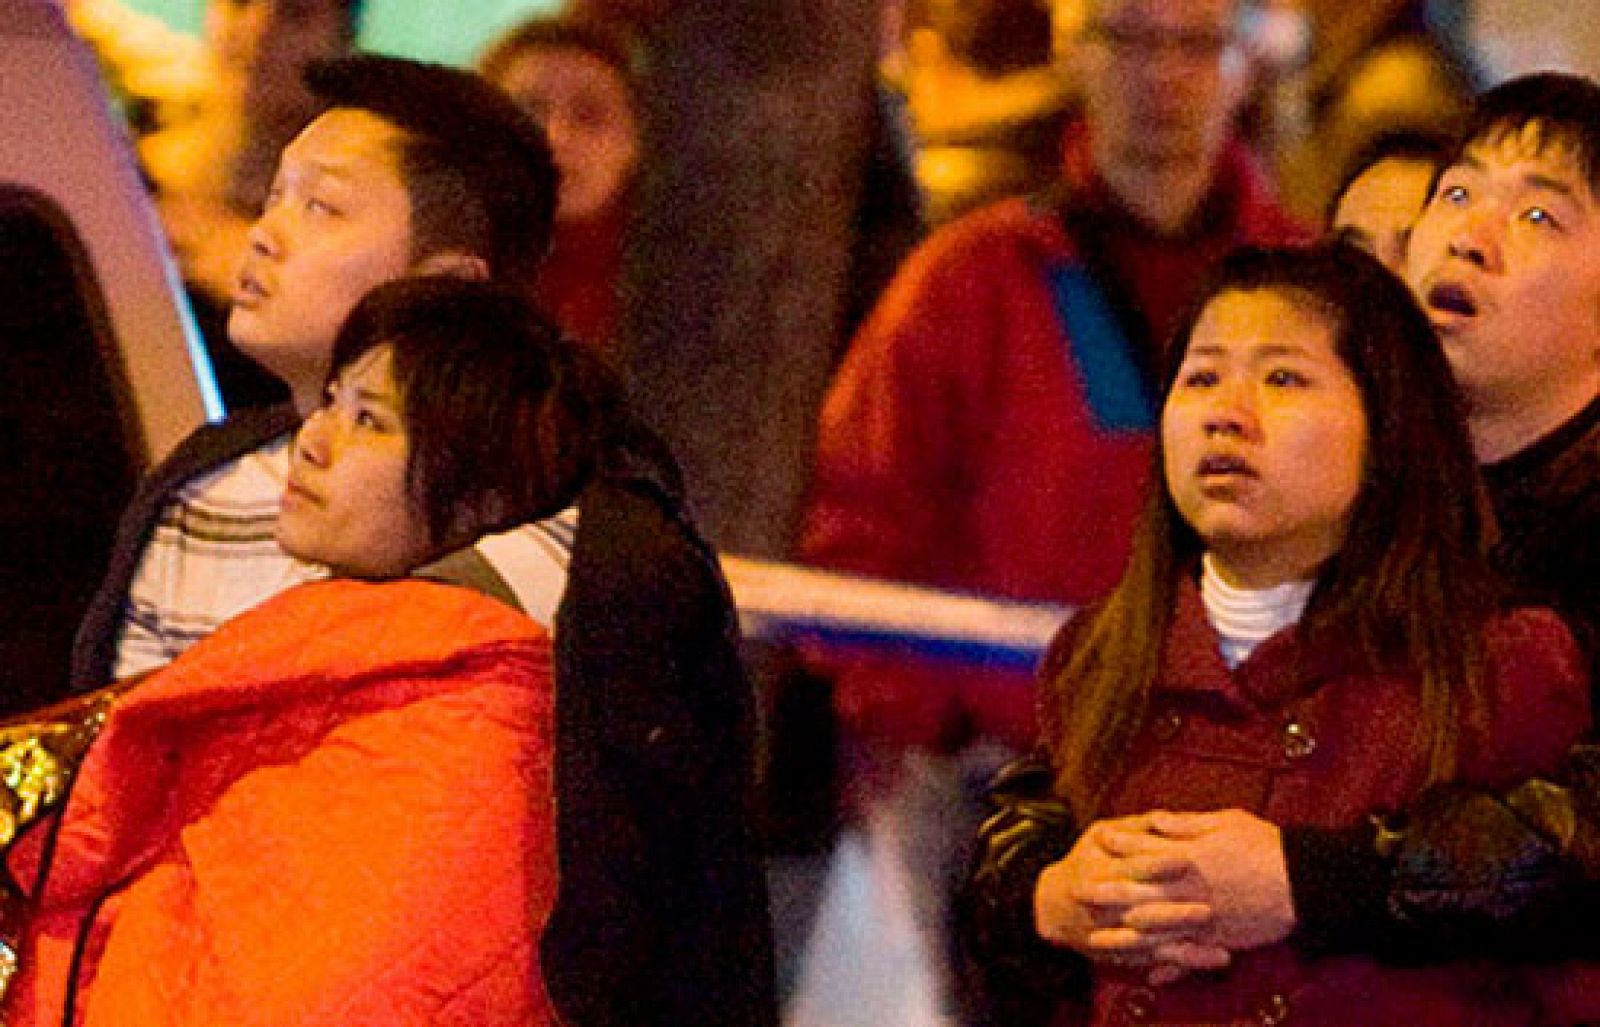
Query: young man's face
229 108 416 413
1406 122 1600 425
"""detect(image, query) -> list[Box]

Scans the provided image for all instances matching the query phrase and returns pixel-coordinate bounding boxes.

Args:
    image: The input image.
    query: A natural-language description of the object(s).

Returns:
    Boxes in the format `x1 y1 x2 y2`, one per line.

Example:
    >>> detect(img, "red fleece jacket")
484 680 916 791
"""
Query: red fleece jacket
801 125 1306 751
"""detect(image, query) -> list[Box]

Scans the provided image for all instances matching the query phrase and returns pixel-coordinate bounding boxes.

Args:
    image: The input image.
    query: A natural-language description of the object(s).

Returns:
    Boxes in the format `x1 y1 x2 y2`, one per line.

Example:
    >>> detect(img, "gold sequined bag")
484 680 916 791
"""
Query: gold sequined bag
0 678 139 1007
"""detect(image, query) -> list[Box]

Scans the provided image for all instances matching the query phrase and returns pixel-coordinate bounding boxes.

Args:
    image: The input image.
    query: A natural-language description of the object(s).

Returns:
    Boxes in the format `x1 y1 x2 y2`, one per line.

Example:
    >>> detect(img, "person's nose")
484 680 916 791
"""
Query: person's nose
294 406 332 468
1446 207 1502 273
1201 380 1256 441
245 201 286 260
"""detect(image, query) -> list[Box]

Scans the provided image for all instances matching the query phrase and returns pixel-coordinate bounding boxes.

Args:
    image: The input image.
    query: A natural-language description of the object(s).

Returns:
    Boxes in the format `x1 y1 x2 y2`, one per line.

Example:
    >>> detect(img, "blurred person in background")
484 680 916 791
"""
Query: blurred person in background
1327 129 1452 271
1264 0 1477 220
480 13 641 353
889 0 1073 225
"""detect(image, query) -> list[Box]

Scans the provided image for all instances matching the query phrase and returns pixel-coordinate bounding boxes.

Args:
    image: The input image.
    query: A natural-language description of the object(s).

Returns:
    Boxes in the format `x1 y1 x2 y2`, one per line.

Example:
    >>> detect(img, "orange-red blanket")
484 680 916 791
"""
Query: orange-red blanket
6 578 558 1026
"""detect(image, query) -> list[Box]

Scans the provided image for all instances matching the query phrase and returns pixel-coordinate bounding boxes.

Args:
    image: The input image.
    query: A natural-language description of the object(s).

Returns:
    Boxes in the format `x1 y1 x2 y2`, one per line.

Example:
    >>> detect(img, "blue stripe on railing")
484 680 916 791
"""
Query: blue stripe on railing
720 556 1071 669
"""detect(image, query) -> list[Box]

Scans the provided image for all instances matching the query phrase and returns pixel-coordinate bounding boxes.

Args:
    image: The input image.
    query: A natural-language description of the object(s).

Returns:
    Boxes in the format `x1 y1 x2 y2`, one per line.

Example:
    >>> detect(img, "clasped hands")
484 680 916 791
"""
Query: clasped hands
1032 809 1297 986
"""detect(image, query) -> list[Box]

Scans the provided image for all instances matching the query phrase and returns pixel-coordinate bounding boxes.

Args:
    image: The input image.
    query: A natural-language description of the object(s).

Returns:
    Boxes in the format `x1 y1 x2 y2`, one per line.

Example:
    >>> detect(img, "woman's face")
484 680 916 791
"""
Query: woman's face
277 345 436 578
494 47 639 224
1161 288 1368 589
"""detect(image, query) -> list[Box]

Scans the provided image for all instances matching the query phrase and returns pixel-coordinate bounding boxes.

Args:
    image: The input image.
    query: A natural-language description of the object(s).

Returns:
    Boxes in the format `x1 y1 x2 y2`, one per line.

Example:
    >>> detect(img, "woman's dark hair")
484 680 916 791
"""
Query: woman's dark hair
1047 242 1500 819
477 15 640 94
327 275 623 548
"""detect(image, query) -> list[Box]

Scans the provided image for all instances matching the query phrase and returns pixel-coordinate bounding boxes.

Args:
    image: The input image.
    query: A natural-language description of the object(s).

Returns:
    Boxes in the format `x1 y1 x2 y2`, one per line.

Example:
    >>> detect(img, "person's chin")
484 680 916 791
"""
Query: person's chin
273 524 308 563
226 304 264 347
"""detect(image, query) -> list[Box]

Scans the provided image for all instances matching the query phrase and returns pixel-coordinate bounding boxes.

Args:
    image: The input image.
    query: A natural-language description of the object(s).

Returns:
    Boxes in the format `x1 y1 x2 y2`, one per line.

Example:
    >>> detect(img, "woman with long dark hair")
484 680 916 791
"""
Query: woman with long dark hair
965 243 1590 1024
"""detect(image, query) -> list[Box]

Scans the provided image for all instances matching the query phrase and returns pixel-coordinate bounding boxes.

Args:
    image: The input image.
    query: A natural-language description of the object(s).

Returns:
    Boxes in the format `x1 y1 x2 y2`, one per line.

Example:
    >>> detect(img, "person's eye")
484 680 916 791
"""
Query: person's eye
354 408 382 430
1265 368 1309 387
1522 205 1562 230
1178 368 1218 388
306 196 339 216
1439 183 1469 206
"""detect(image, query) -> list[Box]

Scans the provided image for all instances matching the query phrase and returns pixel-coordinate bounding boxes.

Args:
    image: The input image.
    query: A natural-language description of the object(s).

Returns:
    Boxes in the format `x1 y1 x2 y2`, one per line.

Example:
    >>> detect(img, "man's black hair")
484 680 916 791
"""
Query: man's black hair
305 54 558 289
1459 72 1600 197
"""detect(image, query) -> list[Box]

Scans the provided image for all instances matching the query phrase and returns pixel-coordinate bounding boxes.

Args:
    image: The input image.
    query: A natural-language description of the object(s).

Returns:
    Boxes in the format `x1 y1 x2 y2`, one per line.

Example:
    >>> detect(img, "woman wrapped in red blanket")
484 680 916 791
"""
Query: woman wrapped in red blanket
3 277 619 1025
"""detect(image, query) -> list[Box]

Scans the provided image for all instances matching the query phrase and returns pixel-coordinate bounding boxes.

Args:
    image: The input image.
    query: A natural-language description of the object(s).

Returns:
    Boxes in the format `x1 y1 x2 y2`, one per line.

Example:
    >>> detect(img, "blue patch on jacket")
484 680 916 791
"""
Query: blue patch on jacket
1046 265 1156 432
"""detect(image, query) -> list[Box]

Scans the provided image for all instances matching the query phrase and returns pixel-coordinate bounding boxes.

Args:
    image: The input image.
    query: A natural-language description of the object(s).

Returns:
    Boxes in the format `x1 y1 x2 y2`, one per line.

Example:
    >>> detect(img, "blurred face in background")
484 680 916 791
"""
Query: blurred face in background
1069 0 1247 231
491 46 639 224
1331 155 1439 272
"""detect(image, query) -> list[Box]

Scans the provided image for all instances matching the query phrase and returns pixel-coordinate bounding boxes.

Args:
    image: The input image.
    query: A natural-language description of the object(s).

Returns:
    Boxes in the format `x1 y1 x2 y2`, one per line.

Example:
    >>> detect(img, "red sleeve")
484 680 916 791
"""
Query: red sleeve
796 214 1035 750
799 223 1004 586
1480 609 1600 1023
1468 606 1591 788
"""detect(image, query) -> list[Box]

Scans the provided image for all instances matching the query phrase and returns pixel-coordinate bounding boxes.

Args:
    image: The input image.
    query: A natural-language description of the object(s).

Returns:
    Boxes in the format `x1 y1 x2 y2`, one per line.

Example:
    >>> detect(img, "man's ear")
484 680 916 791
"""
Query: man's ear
412 251 490 281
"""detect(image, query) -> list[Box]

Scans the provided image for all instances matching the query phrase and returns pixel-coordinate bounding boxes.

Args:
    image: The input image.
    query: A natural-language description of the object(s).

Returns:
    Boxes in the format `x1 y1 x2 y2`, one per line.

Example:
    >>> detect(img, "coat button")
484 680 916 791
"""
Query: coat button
1152 710 1183 741
1282 720 1315 760
1256 992 1290 1024
1122 986 1156 1022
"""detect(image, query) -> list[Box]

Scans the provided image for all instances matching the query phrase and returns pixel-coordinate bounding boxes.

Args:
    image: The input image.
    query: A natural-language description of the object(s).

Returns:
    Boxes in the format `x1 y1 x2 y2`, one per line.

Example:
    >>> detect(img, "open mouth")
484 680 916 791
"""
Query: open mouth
1198 454 1256 478
1427 282 1478 320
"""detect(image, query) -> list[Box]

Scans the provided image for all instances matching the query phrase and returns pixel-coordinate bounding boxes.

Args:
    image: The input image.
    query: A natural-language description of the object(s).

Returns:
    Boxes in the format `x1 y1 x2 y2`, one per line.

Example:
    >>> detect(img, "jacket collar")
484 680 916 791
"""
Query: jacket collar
1159 574 1347 713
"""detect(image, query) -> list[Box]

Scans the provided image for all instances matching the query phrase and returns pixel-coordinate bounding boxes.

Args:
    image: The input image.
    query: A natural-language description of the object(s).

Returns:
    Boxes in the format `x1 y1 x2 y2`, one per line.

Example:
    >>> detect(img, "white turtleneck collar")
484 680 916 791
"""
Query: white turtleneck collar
1200 553 1315 669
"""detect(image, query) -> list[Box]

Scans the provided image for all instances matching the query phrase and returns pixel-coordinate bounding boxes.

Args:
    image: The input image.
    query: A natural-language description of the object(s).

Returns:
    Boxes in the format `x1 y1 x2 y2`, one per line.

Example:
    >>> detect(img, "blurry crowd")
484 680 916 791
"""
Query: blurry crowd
16 0 1600 1024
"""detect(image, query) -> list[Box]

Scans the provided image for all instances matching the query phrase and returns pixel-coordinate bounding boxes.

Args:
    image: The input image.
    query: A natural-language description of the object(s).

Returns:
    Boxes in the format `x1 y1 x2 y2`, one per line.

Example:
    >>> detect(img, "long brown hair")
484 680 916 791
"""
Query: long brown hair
1047 243 1500 819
